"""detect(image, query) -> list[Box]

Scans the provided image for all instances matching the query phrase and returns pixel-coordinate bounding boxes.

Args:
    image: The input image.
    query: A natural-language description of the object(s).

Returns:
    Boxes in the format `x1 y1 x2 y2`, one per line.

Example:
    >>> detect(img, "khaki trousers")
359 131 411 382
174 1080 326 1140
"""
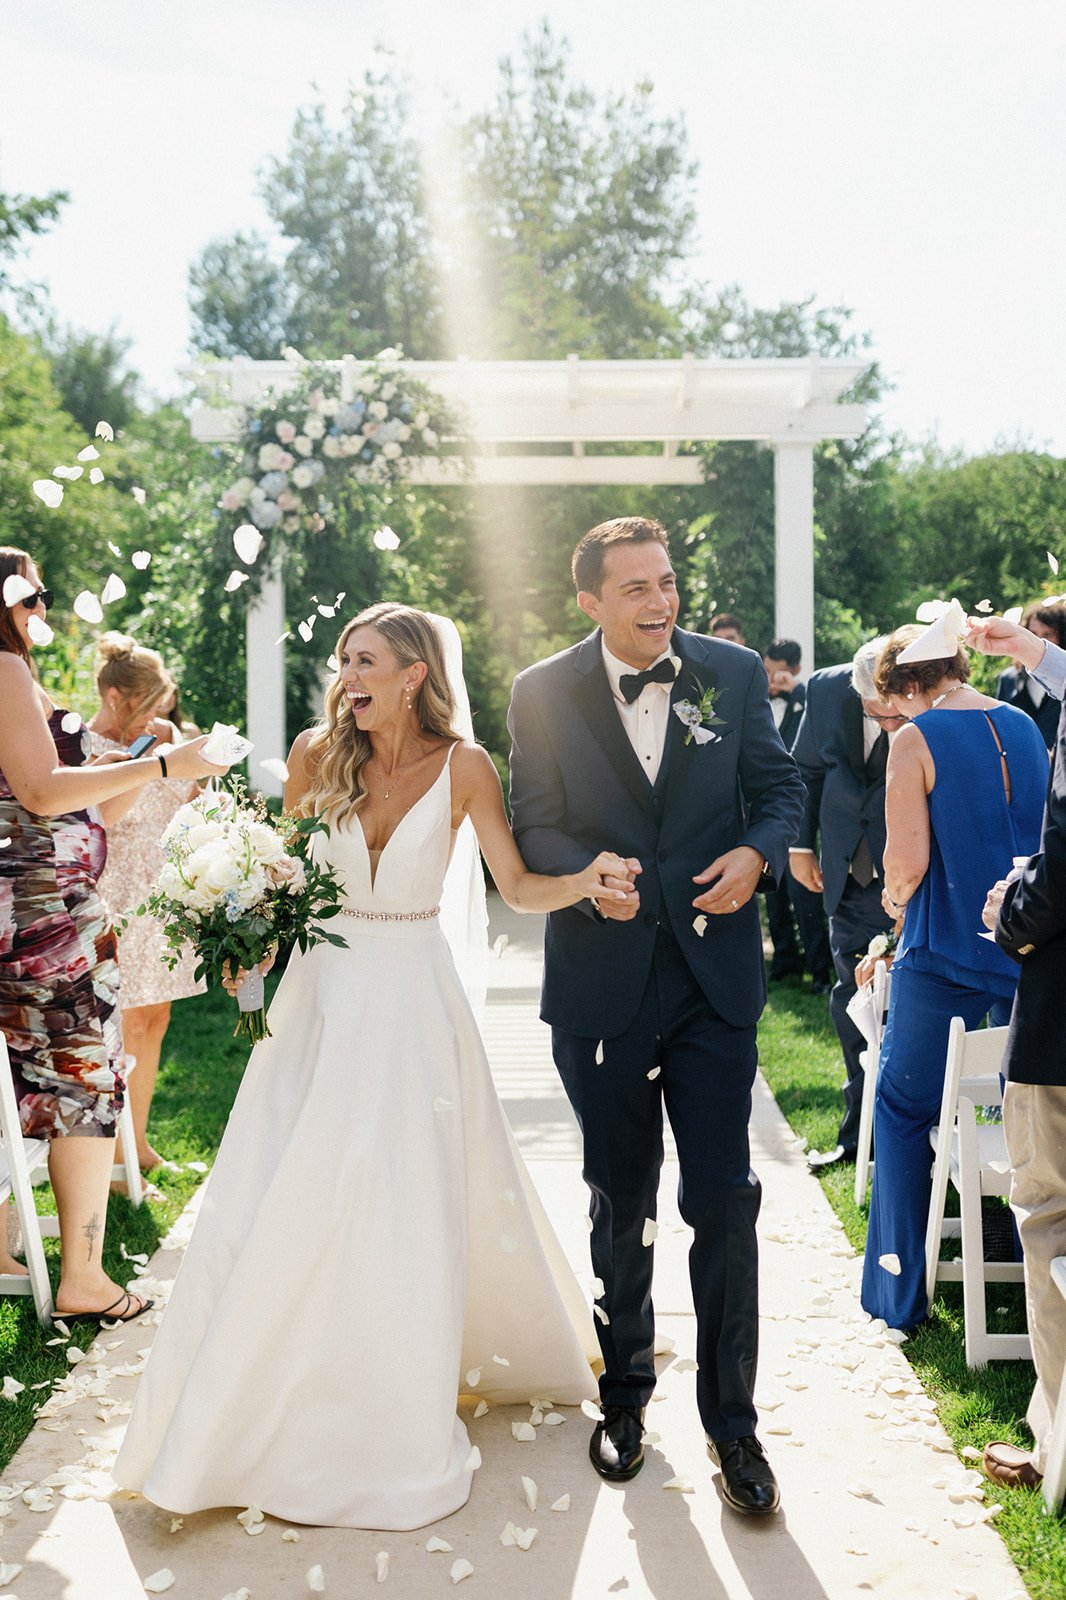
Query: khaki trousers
1003 1081 1066 1471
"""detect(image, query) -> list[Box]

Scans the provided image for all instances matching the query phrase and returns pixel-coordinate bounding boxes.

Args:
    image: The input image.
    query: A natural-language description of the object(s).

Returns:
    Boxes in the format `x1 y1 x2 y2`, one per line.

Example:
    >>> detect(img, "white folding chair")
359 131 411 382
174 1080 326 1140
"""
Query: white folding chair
1042 1256 1066 1511
852 958 891 1207
0 1032 57 1323
923 1017 1029 1367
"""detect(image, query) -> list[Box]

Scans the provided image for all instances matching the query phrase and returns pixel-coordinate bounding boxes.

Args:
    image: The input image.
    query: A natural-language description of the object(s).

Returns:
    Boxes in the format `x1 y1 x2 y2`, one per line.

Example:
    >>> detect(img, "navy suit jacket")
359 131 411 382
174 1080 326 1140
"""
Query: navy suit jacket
507 627 805 1038
995 694 1066 1085
995 664 1060 750
790 663 888 918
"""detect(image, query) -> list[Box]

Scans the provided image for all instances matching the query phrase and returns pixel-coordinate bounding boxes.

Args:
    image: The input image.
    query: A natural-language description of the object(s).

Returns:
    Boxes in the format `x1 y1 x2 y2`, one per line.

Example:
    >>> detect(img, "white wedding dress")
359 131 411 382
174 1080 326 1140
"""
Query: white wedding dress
115 749 596 1529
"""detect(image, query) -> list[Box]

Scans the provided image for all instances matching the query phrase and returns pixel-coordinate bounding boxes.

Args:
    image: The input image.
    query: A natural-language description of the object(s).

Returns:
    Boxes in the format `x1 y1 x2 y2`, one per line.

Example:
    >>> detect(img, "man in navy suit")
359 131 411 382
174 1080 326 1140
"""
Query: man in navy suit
508 517 804 1515
762 640 831 989
789 639 902 1169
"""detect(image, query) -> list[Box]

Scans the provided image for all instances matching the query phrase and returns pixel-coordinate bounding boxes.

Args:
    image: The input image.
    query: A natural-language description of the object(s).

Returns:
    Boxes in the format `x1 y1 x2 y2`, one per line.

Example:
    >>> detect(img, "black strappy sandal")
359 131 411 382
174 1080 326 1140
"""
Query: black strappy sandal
53 1289 155 1326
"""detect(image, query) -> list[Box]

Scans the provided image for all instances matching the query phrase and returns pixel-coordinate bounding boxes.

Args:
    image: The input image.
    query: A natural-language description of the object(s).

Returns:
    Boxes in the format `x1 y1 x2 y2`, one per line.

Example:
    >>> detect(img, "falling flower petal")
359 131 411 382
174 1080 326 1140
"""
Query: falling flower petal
647 1065 661 1079
591 1277 605 1298
225 570 251 593
260 757 290 783
511 1422 537 1442
131 550 152 569
373 526 400 551
426 1536 453 1552
32 479 63 508
27 614 54 646
1049 552 1061 575
594 1040 604 1064
2 574 35 606
53 464 84 480
76 445 100 463
642 1218 658 1246
143 1572 175 1594
693 914 708 937
521 1475 538 1511
74 591 104 624
298 620 314 643
89 467 105 485
581 1399 601 1421
551 1494 571 1512
450 1559 474 1584
662 1477 694 1492
282 1529 301 1542
434 1097 455 1114
594 1305 610 1325
673 1357 698 1373
326 653 339 673
1004 606 1024 624
307 1566 326 1593
318 604 336 617
233 524 266 564
101 573 126 604
975 599 993 613
375 1551 389 1582
131 486 147 505
465 1445 482 1471
95 420 114 441
473 1400 489 1419
878 1253 902 1276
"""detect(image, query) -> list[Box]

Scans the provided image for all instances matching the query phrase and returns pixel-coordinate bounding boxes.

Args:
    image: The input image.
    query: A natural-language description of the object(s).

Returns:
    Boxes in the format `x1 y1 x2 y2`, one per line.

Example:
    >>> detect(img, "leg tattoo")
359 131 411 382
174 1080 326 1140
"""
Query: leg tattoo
83 1211 101 1263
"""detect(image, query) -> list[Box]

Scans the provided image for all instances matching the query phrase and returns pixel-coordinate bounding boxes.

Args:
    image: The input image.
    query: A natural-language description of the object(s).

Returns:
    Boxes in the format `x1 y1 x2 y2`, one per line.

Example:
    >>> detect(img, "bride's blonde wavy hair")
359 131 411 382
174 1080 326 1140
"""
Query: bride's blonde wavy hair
301 603 460 826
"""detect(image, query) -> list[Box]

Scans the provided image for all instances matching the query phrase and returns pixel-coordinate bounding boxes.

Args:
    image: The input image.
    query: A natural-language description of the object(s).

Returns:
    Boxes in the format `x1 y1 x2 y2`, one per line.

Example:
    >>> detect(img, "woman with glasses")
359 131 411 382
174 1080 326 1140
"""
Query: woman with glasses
88 634 206 1177
0 547 227 1322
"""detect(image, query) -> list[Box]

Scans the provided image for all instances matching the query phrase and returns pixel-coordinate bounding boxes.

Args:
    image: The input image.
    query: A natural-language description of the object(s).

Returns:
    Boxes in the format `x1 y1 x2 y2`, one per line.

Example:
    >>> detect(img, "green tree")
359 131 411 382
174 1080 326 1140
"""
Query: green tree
0 187 68 309
188 232 292 360
35 320 141 436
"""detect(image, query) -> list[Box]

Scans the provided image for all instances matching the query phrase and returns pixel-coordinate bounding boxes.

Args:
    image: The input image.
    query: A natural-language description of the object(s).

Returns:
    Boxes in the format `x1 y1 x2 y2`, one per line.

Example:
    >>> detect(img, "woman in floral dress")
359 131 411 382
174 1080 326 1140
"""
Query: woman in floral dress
88 634 205 1173
0 547 226 1321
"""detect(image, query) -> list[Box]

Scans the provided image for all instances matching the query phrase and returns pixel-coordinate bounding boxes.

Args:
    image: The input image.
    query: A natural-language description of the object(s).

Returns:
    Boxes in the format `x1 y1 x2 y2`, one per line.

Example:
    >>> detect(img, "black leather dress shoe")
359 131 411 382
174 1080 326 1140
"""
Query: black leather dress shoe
707 1435 780 1515
589 1405 645 1481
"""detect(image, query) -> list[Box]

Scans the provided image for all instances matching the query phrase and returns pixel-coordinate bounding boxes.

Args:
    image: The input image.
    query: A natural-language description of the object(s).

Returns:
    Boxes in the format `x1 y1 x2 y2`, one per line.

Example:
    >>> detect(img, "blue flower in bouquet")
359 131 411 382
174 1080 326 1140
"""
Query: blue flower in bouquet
249 499 283 530
258 470 289 499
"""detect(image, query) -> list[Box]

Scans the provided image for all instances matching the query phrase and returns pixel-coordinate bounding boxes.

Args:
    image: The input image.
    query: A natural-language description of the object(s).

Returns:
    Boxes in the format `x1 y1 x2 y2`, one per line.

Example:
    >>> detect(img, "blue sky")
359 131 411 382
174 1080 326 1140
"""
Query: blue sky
1 0 1063 454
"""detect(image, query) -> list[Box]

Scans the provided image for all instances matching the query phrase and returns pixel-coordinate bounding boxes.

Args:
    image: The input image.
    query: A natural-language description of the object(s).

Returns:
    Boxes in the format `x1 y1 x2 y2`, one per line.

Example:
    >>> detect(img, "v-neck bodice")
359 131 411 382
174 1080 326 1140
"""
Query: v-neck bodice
312 748 457 917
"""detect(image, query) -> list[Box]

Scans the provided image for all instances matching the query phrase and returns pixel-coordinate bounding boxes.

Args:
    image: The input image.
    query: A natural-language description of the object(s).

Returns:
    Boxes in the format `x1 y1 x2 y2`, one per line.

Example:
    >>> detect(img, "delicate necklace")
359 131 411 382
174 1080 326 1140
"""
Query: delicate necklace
930 683 965 709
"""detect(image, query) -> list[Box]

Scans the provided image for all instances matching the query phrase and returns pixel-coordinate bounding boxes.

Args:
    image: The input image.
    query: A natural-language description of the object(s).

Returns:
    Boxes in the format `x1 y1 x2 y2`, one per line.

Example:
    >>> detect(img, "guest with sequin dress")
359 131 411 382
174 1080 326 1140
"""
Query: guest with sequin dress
88 635 205 1174
0 547 227 1322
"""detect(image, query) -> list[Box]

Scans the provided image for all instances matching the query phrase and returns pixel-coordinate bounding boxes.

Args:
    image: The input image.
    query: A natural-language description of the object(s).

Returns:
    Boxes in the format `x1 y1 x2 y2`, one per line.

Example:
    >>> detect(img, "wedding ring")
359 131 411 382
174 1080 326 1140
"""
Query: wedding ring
730 898 739 908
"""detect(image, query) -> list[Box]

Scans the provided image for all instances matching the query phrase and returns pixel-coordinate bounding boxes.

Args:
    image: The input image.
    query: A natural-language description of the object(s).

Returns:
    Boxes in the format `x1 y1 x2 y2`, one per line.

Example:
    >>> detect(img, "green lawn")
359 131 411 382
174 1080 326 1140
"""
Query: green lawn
758 976 1066 1600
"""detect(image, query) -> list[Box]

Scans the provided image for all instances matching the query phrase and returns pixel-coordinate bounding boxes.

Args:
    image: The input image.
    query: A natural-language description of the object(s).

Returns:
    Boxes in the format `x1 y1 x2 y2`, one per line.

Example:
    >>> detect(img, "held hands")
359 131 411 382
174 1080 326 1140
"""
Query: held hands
221 949 278 997
692 846 765 915
591 856 642 921
166 735 231 783
966 617 1045 671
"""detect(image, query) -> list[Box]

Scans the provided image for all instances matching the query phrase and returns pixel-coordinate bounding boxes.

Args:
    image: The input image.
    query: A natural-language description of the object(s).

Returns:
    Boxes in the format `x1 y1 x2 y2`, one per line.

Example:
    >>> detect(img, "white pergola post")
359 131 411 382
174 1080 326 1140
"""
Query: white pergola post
772 441 816 675
246 558 287 795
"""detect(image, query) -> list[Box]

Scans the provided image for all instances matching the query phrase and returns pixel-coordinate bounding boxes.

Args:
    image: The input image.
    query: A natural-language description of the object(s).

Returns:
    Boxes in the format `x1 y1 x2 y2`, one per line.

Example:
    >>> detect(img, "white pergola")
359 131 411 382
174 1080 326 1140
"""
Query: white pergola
184 355 867 785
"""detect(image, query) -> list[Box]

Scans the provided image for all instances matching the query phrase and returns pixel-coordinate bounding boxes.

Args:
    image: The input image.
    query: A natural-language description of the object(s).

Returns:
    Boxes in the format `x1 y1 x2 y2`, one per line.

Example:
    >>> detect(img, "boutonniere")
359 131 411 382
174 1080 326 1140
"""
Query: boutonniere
673 678 726 746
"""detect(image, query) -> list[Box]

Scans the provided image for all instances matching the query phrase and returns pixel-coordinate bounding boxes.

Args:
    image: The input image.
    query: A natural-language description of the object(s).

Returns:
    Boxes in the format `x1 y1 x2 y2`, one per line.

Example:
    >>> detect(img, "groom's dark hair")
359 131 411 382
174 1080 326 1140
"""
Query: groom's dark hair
571 517 671 595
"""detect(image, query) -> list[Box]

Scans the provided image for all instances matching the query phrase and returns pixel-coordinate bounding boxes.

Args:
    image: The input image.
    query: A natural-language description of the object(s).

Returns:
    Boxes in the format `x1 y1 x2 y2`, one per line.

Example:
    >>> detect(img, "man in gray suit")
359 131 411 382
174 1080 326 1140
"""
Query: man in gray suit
789 637 904 1169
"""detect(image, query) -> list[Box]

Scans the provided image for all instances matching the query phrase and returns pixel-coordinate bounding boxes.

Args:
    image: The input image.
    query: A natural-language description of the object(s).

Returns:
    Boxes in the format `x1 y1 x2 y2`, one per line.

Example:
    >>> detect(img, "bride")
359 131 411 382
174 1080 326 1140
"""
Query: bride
115 603 627 1530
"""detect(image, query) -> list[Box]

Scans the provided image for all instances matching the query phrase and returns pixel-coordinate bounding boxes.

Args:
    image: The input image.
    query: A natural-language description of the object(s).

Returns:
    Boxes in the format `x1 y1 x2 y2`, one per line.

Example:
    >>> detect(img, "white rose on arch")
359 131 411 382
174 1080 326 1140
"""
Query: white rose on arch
293 434 314 458
302 415 326 439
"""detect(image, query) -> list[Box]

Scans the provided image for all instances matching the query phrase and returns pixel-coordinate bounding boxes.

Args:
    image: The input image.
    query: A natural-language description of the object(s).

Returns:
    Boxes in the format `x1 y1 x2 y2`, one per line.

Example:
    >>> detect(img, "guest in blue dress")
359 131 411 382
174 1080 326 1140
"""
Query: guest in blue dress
860 625 1049 1331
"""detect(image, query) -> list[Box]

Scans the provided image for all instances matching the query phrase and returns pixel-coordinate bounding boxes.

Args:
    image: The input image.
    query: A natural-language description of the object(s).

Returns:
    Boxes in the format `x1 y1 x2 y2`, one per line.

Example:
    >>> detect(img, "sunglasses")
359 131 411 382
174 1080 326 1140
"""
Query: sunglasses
19 589 53 611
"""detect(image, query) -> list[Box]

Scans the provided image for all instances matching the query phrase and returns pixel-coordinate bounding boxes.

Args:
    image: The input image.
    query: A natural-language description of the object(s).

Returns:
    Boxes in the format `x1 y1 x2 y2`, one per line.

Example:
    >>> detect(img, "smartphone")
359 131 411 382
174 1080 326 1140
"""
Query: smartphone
127 733 158 758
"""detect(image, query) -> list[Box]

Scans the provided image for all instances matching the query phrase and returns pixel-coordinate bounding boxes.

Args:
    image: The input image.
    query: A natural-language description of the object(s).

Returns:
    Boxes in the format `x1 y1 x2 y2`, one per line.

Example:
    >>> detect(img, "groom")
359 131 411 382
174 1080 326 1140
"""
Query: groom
508 517 804 1514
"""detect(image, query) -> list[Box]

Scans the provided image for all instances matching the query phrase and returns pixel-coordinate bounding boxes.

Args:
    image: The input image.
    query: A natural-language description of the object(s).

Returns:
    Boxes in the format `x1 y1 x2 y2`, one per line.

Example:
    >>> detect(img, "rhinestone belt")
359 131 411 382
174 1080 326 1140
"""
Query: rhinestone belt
338 905 440 922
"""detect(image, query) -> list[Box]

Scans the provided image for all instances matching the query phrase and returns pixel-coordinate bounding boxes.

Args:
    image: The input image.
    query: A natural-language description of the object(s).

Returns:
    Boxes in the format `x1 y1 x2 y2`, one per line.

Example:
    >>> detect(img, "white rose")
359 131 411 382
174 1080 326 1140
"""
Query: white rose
185 820 227 852
380 383 396 401
257 442 286 472
292 462 315 489
368 400 389 421
302 415 326 439
414 410 429 429
381 441 402 460
398 424 411 441
319 397 339 417
156 861 187 901
867 934 890 959
322 435 343 458
356 373 377 394
246 821 286 865
340 435 364 456
293 434 313 457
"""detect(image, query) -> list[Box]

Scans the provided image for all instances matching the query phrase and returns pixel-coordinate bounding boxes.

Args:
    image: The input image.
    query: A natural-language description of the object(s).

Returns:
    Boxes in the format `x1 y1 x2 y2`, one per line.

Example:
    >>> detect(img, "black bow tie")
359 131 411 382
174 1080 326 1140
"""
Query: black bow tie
619 658 677 704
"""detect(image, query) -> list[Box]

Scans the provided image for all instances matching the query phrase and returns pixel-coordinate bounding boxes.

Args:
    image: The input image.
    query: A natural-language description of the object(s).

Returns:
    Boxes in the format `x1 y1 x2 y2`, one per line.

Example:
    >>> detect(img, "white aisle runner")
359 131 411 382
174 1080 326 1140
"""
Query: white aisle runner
0 900 1027 1600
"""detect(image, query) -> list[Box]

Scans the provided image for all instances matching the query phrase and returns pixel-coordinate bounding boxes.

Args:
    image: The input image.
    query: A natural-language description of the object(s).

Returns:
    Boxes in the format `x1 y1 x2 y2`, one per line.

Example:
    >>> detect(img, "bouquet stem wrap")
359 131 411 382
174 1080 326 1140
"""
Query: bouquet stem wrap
235 969 270 1043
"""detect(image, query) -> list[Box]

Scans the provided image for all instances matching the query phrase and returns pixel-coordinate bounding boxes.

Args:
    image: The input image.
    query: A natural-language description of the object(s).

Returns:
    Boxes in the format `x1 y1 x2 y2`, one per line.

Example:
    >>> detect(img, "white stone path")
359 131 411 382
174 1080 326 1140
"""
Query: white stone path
0 903 1028 1600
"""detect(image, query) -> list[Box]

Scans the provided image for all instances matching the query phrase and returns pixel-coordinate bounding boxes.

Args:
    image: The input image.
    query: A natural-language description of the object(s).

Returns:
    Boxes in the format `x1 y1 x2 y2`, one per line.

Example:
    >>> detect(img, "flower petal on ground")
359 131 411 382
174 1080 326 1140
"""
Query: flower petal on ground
375 1551 389 1581
492 1354 510 1366
169 1518 183 1533
473 1400 488 1419
513 1527 537 1550
511 1422 536 1442
464 1446 482 1471
542 1412 565 1425
237 1505 264 1530
307 1565 326 1593
521 1475 538 1511
74 591 104 624
465 1368 480 1387
450 1558 474 1584
282 1528 301 1542
426 1536 452 1552
143 1571 175 1593
1 1376 25 1400
663 1477 694 1492
551 1494 571 1511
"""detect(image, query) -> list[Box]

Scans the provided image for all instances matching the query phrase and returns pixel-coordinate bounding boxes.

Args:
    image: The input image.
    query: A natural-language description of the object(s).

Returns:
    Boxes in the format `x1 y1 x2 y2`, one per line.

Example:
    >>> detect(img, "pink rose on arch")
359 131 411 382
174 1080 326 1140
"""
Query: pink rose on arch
275 420 297 444
276 450 295 471
361 421 380 438
276 490 299 511
220 488 243 511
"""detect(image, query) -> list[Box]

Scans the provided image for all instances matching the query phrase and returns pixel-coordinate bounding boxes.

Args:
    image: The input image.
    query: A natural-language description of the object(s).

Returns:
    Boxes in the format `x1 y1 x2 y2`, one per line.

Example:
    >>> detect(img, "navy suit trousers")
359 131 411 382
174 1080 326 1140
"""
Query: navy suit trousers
828 878 894 1152
552 923 761 1442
